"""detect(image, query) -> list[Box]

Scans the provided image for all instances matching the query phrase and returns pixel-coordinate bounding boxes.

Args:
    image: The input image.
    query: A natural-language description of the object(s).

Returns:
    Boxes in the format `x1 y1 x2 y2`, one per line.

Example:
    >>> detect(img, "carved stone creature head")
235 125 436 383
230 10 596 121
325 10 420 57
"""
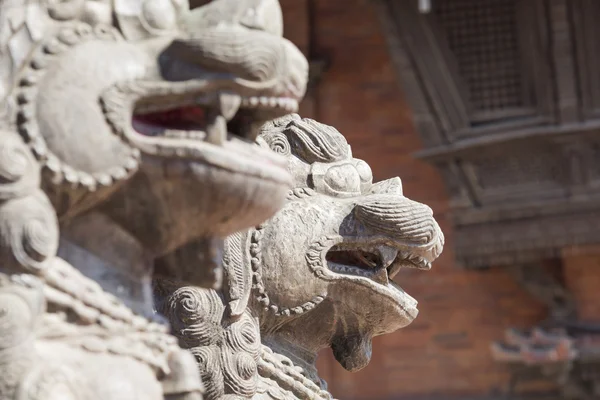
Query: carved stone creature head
1 0 308 285
244 115 444 371
156 115 444 399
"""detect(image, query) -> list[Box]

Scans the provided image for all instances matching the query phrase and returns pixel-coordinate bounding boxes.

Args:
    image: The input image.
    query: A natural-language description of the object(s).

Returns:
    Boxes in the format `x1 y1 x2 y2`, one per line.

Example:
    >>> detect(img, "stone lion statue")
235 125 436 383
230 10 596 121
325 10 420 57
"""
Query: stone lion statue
0 0 307 399
156 115 445 399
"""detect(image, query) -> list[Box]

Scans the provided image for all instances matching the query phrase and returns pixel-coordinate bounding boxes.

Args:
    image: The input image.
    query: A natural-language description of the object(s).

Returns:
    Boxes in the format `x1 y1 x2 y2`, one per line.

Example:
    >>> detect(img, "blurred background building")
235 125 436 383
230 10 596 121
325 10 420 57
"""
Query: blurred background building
278 0 600 399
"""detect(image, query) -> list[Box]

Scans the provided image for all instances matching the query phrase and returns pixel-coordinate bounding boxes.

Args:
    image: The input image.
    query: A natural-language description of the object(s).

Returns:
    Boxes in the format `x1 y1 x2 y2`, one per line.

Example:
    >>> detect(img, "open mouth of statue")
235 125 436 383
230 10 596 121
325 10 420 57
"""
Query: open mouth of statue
325 245 431 288
131 93 299 144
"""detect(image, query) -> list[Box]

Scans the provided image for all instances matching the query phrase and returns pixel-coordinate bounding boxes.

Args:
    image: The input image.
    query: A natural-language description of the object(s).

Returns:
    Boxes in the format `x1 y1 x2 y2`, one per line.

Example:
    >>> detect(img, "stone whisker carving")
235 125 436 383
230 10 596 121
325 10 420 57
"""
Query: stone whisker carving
0 0 308 399
156 115 445 399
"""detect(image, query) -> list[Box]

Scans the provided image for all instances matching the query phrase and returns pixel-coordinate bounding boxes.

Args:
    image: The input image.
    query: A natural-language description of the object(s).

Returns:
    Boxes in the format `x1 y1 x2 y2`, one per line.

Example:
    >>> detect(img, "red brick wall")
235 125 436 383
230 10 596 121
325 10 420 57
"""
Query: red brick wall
562 245 600 322
281 0 548 398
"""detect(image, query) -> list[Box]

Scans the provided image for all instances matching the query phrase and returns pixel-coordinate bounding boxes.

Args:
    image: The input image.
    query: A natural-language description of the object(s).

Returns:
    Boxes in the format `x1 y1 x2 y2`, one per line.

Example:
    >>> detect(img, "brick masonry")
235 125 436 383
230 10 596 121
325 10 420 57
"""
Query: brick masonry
280 0 552 398
562 245 600 322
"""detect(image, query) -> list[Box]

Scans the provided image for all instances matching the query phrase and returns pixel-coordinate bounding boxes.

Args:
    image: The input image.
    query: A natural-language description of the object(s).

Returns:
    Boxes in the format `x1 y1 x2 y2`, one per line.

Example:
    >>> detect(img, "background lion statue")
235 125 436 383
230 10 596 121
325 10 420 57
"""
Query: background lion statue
0 0 308 399
156 114 445 399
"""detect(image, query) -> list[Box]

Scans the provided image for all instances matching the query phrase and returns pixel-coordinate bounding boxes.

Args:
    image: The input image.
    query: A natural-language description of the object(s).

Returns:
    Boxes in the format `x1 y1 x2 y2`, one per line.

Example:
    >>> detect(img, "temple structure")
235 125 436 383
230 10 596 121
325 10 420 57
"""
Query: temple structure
278 0 600 399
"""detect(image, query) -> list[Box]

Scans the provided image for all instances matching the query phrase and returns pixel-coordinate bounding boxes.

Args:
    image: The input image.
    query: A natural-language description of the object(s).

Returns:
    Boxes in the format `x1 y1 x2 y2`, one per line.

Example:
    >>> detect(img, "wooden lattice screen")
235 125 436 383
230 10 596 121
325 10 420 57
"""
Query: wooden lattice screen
433 0 526 122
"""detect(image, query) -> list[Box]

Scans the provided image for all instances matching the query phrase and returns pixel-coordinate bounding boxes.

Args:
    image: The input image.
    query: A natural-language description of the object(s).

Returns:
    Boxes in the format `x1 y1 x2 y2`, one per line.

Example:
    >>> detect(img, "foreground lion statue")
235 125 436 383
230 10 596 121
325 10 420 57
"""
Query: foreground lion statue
0 0 307 399
156 115 445 399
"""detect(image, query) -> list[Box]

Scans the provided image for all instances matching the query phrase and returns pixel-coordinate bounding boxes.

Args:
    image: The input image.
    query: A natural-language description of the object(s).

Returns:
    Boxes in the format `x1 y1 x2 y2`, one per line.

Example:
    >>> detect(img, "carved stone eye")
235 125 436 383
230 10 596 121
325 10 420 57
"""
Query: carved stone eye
323 165 361 193
141 0 178 31
354 160 372 183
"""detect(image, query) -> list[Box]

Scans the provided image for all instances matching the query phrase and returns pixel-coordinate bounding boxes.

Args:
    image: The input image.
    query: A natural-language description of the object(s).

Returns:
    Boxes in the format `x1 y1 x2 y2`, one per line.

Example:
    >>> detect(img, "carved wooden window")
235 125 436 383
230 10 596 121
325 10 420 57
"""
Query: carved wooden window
385 0 552 142
432 0 528 123
572 0 600 119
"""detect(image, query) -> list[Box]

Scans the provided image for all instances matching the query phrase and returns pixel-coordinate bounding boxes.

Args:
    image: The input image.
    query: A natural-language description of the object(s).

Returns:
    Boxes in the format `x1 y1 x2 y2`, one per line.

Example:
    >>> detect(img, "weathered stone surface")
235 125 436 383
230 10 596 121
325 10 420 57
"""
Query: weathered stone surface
156 115 444 399
0 0 308 399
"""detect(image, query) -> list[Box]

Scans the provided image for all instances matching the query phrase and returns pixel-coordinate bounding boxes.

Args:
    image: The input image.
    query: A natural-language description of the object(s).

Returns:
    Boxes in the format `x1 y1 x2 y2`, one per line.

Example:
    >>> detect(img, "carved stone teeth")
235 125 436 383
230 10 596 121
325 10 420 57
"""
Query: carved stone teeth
355 252 377 269
79 173 95 189
281 98 298 111
45 155 61 173
110 167 127 181
30 138 47 159
387 263 402 280
205 113 227 145
124 157 139 171
378 246 399 268
371 268 389 285
239 96 298 112
189 131 207 140
352 266 361 276
218 92 242 120
63 168 78 185
95 174 113 187
259 96 269 106
164 130 206 140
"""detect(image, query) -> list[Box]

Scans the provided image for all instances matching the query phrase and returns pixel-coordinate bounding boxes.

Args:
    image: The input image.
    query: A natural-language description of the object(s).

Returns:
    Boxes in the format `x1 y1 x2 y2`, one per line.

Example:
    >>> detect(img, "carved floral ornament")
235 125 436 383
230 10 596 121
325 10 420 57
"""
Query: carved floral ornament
0 0 443 399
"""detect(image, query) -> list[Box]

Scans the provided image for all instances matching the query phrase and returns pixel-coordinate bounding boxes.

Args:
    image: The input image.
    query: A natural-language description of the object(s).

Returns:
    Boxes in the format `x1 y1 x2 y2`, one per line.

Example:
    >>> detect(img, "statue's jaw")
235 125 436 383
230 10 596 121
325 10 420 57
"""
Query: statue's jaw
101 79 298 202
322 238 439 324
103 78 300 158
312 238 438 372
326 242 432 284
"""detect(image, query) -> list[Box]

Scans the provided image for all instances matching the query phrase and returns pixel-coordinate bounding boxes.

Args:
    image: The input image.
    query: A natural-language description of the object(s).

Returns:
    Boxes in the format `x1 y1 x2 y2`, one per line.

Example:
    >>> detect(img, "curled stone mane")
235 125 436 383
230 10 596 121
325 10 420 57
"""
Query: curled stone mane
154 279 263 400
259 114 349 163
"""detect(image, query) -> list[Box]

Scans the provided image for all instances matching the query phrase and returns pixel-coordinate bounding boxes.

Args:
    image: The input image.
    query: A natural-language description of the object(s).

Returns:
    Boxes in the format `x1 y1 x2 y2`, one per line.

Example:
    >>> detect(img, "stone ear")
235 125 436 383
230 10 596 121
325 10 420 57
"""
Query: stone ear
222 231 253 317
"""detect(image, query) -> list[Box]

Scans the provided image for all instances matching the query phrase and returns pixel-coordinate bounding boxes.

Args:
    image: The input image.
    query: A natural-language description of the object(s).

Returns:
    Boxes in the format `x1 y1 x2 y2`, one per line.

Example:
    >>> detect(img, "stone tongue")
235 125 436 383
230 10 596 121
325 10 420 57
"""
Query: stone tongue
331 334 373 372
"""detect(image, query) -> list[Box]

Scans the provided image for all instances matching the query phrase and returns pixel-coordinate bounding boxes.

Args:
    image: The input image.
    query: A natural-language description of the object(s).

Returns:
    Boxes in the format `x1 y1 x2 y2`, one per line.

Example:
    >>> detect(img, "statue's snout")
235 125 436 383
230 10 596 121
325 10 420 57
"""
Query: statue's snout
354 193 444 261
